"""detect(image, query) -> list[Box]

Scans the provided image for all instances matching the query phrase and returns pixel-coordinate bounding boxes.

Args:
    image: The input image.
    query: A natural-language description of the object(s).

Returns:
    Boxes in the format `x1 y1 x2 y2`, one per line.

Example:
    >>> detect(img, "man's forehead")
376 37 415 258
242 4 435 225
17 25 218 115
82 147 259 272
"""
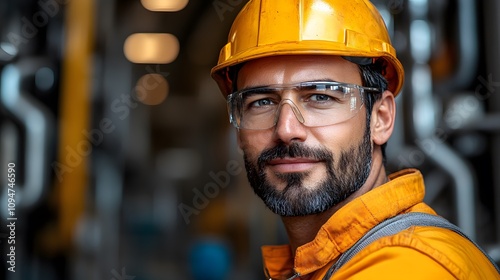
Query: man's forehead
237 55 361 88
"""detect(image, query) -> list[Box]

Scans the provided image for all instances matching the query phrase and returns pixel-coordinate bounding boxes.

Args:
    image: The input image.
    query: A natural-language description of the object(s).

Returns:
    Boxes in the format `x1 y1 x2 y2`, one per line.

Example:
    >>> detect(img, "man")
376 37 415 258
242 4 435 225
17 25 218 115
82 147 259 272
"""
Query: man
211 0 499 279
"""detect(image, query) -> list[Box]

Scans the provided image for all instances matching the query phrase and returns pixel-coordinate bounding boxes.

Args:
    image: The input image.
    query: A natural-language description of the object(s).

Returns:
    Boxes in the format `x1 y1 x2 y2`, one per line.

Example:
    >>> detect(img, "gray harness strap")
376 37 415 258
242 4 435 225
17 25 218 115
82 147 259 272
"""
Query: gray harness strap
323 212 500 279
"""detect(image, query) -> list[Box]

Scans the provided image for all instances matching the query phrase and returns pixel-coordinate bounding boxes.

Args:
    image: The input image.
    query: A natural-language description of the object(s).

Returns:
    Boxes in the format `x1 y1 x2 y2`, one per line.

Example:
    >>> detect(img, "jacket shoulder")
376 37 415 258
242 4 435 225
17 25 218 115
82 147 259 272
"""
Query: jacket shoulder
332 226 499 279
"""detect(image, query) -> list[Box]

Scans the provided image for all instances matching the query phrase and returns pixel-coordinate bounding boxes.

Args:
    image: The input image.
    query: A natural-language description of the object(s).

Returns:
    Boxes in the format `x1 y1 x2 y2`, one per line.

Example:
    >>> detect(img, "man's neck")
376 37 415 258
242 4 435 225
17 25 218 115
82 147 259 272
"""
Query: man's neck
281 208 337 254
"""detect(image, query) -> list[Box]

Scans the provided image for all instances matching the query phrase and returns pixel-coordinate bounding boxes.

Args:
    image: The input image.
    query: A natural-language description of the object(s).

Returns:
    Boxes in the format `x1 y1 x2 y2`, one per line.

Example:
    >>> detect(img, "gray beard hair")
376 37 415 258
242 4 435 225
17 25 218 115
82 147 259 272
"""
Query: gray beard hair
243 127 372 217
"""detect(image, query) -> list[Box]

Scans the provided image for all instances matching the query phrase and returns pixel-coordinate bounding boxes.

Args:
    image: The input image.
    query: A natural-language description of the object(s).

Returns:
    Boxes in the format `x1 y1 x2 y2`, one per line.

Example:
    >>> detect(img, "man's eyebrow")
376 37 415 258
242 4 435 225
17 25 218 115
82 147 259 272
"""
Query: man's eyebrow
307 78 338 83
238 84 275 92
238 79 341 91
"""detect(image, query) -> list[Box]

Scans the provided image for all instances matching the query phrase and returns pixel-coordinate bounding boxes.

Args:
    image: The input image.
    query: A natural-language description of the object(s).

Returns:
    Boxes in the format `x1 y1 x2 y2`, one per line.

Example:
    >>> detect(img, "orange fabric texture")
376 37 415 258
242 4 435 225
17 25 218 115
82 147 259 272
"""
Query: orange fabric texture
261 169 499 279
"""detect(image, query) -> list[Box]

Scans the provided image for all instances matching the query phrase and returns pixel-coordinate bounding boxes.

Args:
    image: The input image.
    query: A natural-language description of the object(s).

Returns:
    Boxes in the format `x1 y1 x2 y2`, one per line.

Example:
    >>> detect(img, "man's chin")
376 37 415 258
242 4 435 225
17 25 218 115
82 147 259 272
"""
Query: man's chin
266 199 332 217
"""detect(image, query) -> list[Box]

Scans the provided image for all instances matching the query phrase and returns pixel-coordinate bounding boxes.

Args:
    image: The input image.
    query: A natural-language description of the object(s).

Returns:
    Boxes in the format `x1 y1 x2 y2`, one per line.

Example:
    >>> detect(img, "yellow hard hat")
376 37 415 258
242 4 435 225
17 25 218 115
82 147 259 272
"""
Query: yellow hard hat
211 0 404 97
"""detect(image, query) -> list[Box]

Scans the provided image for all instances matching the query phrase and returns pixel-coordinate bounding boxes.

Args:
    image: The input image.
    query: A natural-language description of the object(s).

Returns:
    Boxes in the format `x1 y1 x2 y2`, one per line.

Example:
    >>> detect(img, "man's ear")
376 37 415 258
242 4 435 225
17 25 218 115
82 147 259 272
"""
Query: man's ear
371 90 396 145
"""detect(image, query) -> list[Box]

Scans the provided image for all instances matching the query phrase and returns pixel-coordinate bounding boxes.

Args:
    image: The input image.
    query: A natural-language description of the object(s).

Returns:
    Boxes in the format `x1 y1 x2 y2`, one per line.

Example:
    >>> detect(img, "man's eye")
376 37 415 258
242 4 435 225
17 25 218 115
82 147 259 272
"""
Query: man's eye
310 94 330 102
249 98 275 107
309 94 339 102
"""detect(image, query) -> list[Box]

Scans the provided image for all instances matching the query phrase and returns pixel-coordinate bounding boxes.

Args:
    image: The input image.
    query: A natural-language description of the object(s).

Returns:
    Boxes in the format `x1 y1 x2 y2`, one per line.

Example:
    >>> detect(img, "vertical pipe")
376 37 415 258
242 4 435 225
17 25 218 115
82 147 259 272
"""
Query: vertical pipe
406 0 477 239
55 0 95 250
483 0 500 244
436 0 479 92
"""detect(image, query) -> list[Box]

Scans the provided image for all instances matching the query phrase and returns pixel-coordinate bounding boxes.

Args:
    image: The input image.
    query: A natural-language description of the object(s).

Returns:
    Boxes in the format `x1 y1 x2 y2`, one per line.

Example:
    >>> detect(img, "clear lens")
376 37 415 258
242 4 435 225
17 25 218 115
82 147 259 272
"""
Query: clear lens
227 81 380 130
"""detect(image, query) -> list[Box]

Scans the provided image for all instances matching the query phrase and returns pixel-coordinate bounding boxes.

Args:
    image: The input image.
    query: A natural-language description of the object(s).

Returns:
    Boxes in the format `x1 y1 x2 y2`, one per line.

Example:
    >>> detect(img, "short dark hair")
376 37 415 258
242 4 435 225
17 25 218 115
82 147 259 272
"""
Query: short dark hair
358 59 389 162
359 58 388 108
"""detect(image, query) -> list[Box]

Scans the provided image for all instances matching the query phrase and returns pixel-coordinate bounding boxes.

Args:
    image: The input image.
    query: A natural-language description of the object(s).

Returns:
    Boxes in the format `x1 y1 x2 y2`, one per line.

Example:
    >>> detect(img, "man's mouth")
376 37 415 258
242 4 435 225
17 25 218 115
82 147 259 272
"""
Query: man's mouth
267 157 322 173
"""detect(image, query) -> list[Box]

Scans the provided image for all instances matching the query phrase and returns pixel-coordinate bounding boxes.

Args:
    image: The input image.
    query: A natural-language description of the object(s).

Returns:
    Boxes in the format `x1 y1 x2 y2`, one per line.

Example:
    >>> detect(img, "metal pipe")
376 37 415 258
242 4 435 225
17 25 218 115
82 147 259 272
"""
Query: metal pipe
436 0 479 92
483 0 500 255
0 59 55 210
416 138 477 239
407 0 477 239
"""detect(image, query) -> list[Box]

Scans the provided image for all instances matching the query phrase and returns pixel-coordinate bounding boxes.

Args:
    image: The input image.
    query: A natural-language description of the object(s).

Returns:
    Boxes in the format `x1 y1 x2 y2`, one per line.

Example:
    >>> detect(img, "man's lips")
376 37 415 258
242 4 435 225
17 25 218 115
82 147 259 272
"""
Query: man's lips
267 157 322 173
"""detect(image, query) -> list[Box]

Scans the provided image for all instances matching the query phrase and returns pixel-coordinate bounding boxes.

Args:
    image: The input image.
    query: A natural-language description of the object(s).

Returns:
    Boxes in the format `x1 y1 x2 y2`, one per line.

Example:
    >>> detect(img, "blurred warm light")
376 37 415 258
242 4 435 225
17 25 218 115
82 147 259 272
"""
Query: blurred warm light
135 74 169 105
141 0 189 12
124 33 179 64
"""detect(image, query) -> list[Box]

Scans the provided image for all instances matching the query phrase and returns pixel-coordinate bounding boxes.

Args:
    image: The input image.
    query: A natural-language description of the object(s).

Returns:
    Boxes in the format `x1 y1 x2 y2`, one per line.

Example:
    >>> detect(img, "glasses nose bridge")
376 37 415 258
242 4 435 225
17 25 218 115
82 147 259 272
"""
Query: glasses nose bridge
273 98 306 126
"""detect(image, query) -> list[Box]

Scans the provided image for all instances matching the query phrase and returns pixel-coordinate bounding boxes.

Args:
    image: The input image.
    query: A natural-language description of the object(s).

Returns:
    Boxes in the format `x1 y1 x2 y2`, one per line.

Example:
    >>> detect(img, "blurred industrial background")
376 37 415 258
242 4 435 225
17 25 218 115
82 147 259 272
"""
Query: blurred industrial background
0 0 500 279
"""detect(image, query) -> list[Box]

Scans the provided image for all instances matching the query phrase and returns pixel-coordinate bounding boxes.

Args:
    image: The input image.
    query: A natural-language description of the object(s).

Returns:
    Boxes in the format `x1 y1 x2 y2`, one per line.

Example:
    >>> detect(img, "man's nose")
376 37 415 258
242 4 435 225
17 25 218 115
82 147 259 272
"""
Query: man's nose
272 100 307 144
273 99 305 125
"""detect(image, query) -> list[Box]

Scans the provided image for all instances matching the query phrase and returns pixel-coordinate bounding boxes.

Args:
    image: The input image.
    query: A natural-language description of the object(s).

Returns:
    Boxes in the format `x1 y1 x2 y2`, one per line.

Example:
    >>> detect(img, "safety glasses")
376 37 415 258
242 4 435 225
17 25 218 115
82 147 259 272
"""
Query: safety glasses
227 81 381 130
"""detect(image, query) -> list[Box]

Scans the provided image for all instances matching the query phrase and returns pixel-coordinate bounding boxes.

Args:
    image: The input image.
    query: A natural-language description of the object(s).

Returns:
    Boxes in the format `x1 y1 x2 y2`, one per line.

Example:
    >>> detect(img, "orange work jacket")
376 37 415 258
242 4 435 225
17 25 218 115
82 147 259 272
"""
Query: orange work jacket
262 169 499 279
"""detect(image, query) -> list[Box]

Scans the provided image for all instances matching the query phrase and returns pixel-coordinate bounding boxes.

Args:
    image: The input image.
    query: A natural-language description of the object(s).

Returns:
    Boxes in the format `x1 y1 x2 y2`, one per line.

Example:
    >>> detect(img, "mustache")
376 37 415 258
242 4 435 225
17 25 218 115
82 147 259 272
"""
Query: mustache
257 142 333 168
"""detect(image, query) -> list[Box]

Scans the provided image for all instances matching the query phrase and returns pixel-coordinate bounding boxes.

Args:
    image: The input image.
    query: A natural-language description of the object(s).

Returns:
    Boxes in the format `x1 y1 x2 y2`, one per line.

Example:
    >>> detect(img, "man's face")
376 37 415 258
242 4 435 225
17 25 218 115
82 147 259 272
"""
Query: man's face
236 55 373 217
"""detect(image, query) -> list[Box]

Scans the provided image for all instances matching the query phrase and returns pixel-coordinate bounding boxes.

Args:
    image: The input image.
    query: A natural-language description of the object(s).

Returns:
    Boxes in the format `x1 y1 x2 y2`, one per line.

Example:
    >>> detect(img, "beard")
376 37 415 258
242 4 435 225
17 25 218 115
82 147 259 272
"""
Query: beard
243 126 372 217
